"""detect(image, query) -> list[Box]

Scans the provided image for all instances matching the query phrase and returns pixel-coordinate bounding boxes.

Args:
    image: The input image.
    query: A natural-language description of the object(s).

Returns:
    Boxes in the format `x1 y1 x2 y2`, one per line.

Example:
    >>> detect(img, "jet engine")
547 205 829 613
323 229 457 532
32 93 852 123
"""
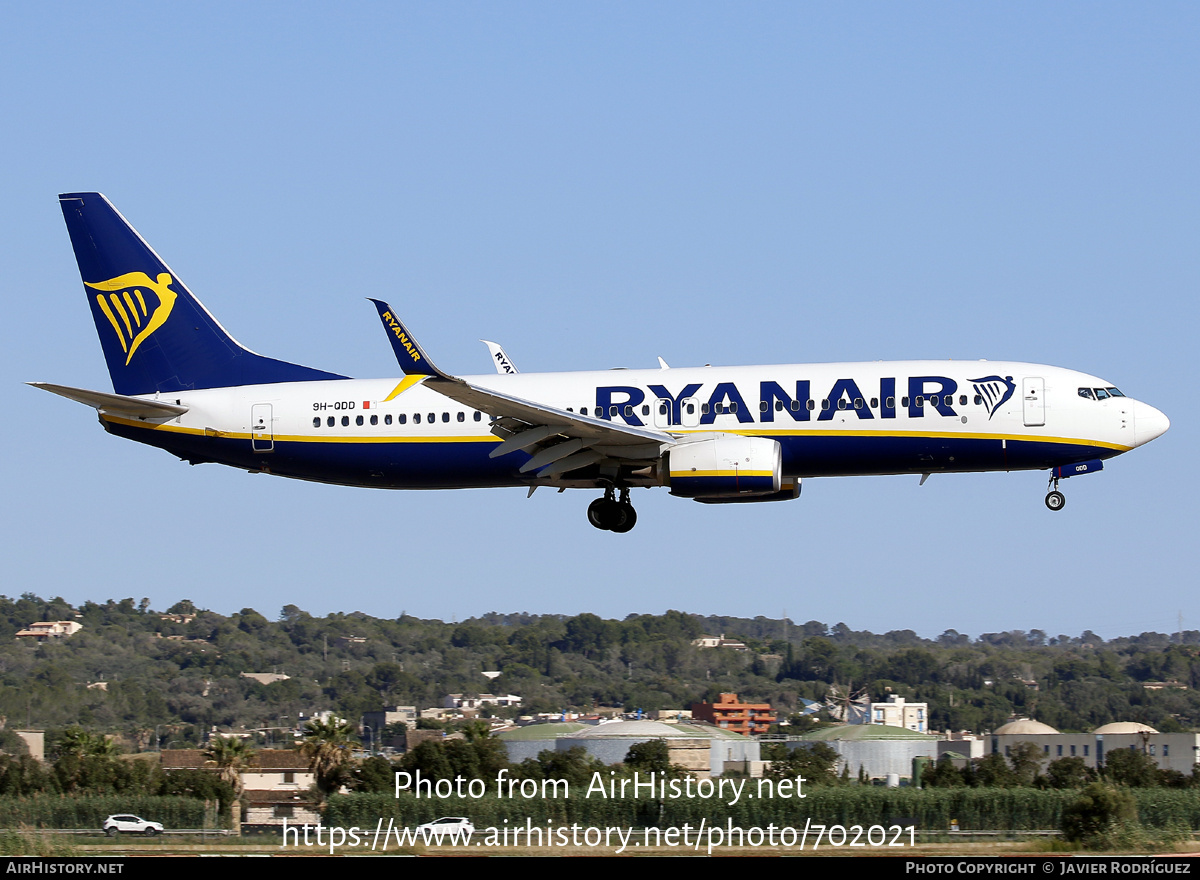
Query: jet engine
667 435 784 501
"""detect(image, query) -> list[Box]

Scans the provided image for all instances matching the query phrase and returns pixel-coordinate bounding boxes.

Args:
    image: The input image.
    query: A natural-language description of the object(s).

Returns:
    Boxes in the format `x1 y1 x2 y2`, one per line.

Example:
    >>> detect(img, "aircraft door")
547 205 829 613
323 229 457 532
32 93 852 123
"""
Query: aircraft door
655 397 702 428
1023 378 1045 427
251 403 274 452
654 399 672 429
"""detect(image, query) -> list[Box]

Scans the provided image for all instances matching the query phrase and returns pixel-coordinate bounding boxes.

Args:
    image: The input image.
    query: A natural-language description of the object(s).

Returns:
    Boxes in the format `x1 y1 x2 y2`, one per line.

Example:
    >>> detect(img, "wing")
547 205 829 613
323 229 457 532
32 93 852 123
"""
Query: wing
369 299 672 479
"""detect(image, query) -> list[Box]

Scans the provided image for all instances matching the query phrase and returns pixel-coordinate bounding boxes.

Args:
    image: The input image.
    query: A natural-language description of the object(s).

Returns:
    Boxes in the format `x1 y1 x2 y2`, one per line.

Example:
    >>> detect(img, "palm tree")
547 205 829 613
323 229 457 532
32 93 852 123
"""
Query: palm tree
56 727 118 759
203 736 256 798
300 716 358 797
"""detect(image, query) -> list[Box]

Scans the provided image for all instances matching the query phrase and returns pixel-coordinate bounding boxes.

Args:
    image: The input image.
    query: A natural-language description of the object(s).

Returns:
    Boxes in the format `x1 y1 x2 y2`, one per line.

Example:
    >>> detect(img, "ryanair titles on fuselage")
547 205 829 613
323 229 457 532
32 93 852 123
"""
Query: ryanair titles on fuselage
592 373 1015 427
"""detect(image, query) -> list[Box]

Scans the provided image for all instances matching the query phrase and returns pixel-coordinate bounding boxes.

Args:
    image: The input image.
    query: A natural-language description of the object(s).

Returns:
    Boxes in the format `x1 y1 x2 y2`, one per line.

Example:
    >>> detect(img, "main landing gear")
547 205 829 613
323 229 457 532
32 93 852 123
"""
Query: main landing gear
1045 474 1066 512
588 487 637 533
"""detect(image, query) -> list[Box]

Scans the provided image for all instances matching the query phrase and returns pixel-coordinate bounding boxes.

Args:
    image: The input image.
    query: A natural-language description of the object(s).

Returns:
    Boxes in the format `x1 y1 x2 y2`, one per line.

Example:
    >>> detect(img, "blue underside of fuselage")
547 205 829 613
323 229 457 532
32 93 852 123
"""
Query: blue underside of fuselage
106 421 1119 489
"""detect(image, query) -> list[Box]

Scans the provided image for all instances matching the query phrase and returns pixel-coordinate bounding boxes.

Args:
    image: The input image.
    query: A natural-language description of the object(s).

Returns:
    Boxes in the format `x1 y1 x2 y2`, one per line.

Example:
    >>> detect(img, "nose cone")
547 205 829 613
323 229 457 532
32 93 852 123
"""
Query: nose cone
1133 400 1170 447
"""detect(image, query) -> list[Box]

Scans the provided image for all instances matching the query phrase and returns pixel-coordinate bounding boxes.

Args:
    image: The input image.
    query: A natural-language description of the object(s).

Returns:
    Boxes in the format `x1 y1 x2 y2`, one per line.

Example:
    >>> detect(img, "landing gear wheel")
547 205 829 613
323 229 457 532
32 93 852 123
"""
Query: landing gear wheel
587 498 609 530
587 490 636 532
610 503 637 533
1045 490 1066 511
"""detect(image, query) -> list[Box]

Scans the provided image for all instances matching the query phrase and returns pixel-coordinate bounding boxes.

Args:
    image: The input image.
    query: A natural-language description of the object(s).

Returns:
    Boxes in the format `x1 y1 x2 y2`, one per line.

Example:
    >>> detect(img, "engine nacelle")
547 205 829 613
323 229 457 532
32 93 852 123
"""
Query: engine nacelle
667 436 782 500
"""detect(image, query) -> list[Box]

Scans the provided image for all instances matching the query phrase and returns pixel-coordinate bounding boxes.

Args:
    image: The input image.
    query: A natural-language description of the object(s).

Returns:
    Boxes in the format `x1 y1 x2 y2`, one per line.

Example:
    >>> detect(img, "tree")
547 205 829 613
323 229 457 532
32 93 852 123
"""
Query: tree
970 753 1017 787
1102 748 1160 787
1008 741 1045 786
922 754 965 788
301 716 358 797
1061 782 1137 846
1042 757 1092 789
203 736 256 798
624 740 678 776
764 742 841 785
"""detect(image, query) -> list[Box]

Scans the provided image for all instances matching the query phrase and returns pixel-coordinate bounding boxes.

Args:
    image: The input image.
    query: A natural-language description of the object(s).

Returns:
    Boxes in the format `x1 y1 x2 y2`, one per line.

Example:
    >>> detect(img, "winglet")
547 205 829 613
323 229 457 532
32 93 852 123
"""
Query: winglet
368 299 449 378
481 340 519 374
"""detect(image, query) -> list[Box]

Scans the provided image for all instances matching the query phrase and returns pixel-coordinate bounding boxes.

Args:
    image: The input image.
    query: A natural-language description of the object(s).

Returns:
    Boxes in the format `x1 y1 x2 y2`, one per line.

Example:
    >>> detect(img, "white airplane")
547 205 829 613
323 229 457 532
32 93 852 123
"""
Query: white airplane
34 193 1169 533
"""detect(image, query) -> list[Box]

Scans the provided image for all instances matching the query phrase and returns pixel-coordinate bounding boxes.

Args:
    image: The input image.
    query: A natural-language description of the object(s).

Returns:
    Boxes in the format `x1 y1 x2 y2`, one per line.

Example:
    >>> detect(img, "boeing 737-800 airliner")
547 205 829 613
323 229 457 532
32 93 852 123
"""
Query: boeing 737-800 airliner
33 193 1170 532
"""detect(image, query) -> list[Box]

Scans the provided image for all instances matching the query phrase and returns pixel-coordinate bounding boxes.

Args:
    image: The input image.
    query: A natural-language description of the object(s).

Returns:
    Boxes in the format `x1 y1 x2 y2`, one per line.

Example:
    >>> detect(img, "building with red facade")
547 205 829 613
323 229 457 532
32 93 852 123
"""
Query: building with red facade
691 693 775 735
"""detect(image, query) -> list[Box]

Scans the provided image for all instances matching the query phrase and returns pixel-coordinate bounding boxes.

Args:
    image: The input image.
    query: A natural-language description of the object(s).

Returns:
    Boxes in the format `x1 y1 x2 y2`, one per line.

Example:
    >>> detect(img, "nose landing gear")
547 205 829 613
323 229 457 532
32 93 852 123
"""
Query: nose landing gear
1045 474 1066 511
587 487 638 532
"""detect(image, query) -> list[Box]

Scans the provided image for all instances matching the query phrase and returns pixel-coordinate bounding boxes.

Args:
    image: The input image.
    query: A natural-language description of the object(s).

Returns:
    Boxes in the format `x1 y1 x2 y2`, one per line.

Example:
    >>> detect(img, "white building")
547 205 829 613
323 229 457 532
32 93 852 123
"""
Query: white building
991 719 1200 775
15 621 82 641
443 693 522 710
869 695 928 733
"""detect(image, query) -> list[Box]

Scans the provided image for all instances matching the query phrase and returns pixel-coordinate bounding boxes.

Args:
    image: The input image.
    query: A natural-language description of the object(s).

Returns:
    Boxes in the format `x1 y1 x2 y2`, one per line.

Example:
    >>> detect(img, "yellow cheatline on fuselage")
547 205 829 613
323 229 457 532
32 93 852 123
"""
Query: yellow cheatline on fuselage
98 413 1127 452
85 272 178 365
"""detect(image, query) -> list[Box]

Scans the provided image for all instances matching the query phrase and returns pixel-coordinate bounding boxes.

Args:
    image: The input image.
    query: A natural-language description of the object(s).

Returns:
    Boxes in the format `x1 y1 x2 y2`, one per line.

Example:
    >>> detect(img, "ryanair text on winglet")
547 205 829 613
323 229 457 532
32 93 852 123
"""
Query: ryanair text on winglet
381 311 422 362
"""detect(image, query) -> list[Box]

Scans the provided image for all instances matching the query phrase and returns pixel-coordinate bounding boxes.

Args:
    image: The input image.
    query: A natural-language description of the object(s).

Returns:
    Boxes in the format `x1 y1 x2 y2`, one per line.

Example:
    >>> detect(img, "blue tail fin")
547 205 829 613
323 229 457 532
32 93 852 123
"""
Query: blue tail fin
59 193 346 396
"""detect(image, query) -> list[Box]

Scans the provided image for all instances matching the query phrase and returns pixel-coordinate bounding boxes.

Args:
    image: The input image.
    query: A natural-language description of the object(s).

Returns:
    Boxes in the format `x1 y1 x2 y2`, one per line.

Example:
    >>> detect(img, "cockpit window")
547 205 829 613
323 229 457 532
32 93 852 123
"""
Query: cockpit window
1106 387 1124 397
1094 388 1111 400
1078 388 1095 400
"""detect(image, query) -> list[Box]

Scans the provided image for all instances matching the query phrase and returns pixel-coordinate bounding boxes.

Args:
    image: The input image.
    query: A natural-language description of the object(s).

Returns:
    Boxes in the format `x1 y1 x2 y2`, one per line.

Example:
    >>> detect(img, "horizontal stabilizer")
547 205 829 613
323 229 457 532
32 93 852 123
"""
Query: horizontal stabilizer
29 382 188 420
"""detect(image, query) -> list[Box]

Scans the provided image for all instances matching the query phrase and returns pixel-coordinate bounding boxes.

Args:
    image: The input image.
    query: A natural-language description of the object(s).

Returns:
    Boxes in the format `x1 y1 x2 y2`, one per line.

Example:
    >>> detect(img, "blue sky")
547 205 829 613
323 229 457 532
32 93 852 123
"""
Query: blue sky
3 3 1195 639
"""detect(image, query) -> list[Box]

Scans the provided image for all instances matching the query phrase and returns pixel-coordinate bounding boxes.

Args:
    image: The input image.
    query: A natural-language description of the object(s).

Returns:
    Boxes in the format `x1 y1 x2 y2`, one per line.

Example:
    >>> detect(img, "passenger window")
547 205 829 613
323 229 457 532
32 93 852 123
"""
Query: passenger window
356 415 364 426
457 412 465 422
854 398 864 409
609 405 618 416
870 398 878 408
901 397 910 407
623 405 633 417
398 414 406 424
790 400 800 411
428 413 435 423
385 414 393 425
837 399 847 410
974 395 983 405
659 403 668 415
959 395 967 406
342 416 350 426
886 396 895 408
327 416 335 427
714 403 725 414
641 405 649 416
442 412 449 422
760 401 769 413
313 417 320 428
701 403 710 414
414 413 421 424
929 395 939 407
473 412 482 421
370 414 378 425
806 400 815 411
685 403 695 414
729 402 738 413
821 399 830 410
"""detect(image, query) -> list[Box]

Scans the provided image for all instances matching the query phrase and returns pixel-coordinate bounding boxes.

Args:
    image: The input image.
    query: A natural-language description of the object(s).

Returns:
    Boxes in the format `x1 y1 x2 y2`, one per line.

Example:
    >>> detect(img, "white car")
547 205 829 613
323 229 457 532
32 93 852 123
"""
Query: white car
416 817 475 837
103 814 164 837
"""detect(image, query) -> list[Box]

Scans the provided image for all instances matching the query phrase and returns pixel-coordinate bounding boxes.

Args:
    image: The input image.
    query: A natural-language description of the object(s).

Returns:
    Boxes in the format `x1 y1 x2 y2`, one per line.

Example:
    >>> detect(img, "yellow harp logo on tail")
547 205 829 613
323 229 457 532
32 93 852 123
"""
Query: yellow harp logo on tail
85 272 178 365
